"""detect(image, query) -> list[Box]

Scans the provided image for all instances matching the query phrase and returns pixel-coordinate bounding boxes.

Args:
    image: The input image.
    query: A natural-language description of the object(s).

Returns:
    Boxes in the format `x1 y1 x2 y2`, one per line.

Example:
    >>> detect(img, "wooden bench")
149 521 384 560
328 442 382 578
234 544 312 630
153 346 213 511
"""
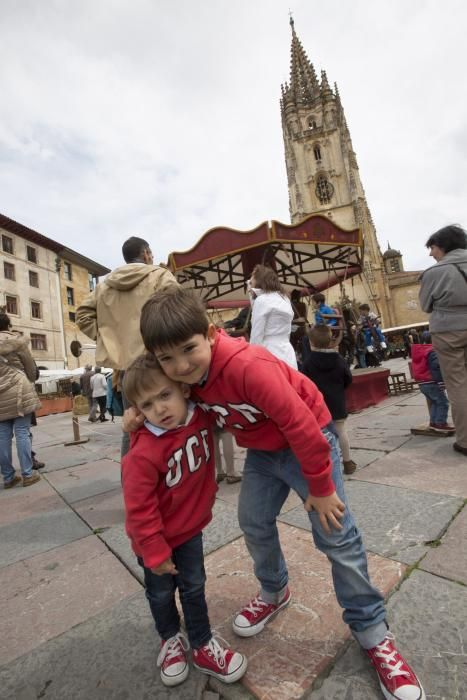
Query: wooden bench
387 372 417 395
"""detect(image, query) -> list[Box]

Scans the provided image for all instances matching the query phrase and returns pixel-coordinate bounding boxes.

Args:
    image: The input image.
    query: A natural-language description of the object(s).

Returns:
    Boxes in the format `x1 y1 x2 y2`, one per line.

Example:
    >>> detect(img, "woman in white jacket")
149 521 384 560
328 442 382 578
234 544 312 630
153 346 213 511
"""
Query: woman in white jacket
249 265 297 369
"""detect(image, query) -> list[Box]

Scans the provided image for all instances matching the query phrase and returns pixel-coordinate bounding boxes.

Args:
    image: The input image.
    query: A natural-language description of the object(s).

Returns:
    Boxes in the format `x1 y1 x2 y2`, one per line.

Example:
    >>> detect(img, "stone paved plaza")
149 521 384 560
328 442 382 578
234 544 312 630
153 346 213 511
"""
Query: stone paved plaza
1 361 466 699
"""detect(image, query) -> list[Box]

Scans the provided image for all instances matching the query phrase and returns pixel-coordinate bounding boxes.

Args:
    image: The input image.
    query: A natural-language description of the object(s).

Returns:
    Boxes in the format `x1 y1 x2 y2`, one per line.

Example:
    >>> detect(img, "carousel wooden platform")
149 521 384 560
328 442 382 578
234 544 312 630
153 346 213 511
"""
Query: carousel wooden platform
346 367 390 413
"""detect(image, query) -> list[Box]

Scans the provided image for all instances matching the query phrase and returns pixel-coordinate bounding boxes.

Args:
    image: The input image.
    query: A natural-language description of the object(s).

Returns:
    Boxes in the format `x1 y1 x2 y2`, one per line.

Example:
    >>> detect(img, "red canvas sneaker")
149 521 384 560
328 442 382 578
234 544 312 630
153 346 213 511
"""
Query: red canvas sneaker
366 634 425 700
430 423 455 432
156 633 189 687
232 588 291 637
193 635 247 683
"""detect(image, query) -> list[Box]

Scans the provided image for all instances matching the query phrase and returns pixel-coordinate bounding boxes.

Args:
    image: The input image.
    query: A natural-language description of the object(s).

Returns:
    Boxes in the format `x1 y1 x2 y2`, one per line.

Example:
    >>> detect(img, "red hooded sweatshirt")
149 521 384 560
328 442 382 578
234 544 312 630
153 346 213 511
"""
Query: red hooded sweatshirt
121 406 216 569
410 344 434 383
193 331 334 497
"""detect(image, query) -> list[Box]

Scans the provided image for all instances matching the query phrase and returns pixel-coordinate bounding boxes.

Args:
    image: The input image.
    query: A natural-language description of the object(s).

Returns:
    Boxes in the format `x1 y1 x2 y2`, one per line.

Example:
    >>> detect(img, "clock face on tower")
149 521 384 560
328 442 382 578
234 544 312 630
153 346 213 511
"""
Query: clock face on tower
316 176 334 204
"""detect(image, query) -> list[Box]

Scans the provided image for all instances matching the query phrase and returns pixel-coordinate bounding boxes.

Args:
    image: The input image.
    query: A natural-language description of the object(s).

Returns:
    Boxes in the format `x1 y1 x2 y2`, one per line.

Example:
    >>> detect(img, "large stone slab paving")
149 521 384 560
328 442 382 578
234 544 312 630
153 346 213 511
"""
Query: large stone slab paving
346 448 383 471
73 488 125 529
203 522 404 700
0 535 141 665
98 499 245 585
347 425 412 451
98 523 142 582
31 443 93 472
278 481 463 563
0 592 209 700
0 508 90 569
352 438 467 498
307 570 467 699
216 479 303 514
349 403 430 432
420 504 467 585
0 478 65 527
203 499 243 554
45 459 122 503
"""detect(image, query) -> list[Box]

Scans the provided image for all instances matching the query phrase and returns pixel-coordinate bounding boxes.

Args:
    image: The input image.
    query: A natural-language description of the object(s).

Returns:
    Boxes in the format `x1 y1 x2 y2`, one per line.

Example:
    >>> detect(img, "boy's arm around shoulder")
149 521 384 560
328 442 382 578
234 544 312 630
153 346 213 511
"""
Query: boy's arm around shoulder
242 357 334 497
121 437 172 570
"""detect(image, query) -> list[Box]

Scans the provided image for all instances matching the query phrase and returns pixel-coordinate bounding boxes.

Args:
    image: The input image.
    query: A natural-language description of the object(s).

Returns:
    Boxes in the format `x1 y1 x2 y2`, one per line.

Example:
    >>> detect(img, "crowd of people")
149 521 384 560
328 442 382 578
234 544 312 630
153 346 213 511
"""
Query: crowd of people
4 223 467 699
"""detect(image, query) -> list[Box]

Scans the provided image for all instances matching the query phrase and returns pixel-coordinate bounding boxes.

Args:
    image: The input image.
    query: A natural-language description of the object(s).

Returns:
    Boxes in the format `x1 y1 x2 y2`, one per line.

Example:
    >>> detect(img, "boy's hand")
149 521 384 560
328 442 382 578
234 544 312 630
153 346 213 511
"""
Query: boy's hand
304 492 345 534
151 558 178 576
122 406 145 433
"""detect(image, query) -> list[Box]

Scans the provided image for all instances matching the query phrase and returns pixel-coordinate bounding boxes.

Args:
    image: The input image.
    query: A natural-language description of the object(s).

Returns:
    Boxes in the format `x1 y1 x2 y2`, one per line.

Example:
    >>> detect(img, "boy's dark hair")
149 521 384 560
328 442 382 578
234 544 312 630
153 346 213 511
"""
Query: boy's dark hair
141 287 209 351
123 353 166 406
0 311 11 331
425 224 467 253
251 265 285 294
308 324 332 349
122 236 150 263
312 292 325 304
359 303 370 311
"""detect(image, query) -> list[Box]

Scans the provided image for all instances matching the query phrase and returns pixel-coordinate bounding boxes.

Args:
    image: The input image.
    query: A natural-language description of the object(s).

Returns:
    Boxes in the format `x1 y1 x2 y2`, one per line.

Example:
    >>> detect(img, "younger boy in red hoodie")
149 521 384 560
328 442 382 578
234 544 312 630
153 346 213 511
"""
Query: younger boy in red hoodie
121 354 247 688
129 287 425 700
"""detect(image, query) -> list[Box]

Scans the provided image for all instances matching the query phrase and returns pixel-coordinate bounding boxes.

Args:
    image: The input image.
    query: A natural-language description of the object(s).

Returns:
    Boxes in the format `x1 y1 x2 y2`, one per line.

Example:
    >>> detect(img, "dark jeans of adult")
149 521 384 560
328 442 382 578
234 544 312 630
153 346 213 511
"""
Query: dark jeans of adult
97 395 107 421
432 330 467 448
138 532 212 649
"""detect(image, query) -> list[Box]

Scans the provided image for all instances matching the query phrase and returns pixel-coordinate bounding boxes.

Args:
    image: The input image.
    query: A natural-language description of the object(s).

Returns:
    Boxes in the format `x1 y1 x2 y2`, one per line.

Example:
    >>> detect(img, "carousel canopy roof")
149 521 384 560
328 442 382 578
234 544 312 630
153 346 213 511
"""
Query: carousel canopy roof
168 214 363 307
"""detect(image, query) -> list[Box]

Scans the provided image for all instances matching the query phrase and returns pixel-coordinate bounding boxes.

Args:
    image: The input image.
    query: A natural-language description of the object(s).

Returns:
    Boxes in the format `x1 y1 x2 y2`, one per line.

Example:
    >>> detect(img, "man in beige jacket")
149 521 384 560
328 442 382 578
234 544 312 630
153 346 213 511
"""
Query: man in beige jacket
76 236 177 455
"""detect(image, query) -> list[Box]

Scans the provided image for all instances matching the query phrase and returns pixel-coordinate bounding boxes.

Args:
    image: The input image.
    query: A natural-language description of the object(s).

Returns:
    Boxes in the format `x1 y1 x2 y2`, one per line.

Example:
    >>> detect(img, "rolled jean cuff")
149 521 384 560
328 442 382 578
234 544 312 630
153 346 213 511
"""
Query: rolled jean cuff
260 584 288 605
351 620 388 650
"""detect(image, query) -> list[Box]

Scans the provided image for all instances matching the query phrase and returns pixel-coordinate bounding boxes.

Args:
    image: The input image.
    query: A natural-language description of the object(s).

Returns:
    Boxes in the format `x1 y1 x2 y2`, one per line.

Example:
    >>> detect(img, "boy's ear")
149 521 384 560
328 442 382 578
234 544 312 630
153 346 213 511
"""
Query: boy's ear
207 323 217 345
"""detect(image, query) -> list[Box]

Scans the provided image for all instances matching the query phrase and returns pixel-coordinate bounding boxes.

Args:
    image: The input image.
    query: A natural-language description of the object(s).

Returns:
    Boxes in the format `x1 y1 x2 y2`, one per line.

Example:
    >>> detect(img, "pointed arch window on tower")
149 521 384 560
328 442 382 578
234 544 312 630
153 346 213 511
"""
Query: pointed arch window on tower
313 145 322 163
315 175 334 204
308 116 317 129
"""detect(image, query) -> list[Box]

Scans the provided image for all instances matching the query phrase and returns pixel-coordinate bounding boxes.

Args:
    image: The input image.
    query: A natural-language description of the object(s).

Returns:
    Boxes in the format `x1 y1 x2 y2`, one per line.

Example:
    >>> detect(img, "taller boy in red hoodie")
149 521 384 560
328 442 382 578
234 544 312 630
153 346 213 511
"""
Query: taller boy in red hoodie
121 354 247 688
134 287 425 700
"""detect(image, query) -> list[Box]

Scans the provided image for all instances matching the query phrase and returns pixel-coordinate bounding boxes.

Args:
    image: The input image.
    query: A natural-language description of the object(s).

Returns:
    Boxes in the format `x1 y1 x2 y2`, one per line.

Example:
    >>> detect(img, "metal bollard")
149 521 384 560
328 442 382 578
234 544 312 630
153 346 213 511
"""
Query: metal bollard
64 403 90 447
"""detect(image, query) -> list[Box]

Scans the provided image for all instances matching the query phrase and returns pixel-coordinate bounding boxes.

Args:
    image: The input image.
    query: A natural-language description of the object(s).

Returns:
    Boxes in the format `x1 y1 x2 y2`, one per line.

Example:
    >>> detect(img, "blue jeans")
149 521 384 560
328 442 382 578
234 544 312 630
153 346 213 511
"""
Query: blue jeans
419 383 449 424
138 532 211 649
0 413 33 483
363 327 385 346
238 428 388 649
356 351 367 368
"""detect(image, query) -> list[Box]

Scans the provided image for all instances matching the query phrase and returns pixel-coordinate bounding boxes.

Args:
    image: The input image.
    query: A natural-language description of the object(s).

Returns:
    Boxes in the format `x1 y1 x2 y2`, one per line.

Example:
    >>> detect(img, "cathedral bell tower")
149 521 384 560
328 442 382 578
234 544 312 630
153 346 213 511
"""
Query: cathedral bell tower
280 18 394 326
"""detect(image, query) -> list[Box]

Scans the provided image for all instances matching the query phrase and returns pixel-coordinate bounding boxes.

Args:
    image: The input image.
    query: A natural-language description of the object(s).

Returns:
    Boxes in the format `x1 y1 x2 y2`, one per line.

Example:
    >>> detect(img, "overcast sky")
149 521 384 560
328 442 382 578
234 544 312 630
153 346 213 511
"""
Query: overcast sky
1 0 466 274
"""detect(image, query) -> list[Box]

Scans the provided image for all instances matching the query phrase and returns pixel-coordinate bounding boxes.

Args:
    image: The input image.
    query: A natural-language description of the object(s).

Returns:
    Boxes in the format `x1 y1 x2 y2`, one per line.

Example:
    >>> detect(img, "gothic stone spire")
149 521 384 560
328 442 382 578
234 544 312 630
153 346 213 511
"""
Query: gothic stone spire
284 18 319 109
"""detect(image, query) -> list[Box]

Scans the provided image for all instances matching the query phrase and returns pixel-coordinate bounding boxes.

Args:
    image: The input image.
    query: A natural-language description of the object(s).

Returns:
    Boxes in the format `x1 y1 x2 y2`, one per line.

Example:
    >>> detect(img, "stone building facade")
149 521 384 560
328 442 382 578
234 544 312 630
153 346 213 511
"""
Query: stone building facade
280 20 426 328
0 213 109 369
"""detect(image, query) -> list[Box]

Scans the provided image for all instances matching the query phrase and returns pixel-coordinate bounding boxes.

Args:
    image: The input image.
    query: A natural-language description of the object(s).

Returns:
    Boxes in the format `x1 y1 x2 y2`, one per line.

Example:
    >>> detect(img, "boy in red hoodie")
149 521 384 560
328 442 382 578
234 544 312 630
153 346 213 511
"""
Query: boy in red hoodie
411 338 454 433
121 354 247 688
129 287 425 700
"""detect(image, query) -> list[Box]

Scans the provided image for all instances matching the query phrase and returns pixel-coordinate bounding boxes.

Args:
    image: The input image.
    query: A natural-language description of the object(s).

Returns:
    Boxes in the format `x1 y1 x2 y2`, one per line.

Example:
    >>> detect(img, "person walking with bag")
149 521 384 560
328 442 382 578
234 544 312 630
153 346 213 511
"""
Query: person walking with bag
419 224 467 455
90 367 109 422
0 311 41 488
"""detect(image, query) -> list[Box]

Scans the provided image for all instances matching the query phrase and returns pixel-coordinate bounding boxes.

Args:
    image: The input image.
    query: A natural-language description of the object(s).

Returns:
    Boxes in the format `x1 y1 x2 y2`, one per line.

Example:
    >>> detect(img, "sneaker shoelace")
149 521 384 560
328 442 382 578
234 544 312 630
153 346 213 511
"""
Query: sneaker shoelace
374 634 410 680
203 634 231 669
157 633 189 667
243 596 270 617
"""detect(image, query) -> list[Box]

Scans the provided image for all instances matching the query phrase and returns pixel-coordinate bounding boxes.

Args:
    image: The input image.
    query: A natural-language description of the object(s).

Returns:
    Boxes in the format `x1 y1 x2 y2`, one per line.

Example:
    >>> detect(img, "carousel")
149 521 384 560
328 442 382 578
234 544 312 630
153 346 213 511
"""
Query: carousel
167 214 390 411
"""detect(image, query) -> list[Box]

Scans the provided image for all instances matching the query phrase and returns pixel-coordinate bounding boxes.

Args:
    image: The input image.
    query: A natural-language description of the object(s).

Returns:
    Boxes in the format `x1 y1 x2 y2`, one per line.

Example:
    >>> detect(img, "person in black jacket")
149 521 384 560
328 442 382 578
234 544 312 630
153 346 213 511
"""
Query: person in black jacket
302 324 357 474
